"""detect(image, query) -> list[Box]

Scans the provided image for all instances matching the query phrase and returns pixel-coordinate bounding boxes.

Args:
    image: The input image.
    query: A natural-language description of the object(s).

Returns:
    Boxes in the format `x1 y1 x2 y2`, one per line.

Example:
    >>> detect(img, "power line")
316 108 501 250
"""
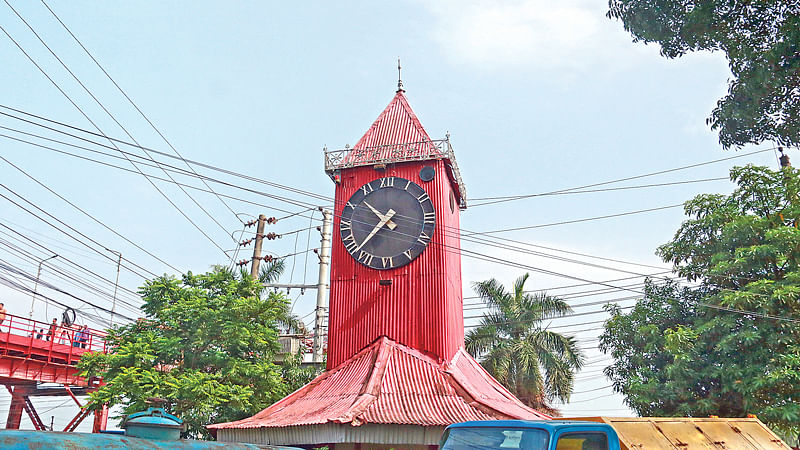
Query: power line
470 177 728 200
0 260 136 321
0 222 142 301
0 186 156 279
0 236 143 313
468 147 777 207
0 237 142 314
469 203 683 236
39 0 243 224
0 105 332 205
0 123 325 213
0 154 181 273
0 23 231 257
0 121 687 284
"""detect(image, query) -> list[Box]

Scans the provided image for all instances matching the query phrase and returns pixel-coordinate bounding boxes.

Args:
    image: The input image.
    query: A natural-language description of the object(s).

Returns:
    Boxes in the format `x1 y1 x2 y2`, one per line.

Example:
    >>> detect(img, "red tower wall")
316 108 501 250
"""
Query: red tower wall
327 159 463 369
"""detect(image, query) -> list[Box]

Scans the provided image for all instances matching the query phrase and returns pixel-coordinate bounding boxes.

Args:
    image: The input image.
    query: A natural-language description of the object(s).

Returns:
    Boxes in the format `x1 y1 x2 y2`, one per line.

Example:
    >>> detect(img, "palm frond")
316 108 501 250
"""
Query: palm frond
472 278 510 310
259 259 286 284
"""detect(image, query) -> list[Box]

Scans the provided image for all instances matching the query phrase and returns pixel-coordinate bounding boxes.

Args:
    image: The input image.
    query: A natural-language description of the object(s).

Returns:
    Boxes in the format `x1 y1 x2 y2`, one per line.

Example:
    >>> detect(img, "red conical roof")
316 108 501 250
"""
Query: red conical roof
341 91 445 166
354 91 434 150
209 337 550 432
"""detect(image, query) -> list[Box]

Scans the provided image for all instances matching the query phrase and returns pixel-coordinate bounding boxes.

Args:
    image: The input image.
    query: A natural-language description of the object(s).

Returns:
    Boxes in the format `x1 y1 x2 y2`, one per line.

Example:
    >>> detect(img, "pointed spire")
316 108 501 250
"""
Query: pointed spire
396 57 404 93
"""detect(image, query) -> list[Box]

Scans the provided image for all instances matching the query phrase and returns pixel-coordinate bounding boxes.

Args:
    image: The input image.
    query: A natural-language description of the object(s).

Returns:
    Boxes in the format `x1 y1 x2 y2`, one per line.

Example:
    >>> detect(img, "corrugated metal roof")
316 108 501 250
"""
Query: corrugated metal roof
209 337 550 431
349 91 444 156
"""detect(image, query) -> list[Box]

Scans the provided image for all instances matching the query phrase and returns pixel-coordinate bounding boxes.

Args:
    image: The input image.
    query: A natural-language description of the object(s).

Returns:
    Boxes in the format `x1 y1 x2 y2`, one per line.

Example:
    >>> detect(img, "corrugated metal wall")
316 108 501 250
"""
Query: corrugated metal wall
218 423 445 447
327 159 464 369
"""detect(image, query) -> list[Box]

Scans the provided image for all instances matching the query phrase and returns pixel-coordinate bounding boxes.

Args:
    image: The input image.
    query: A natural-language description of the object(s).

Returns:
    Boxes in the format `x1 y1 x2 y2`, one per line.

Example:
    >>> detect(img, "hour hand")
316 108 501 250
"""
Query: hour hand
363 201 397 230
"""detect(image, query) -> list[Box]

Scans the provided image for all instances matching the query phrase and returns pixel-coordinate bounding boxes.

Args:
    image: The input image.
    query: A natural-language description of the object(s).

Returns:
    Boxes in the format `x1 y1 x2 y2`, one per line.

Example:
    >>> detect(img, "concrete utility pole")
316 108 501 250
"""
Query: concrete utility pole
313 209 332 363
250 214 267 278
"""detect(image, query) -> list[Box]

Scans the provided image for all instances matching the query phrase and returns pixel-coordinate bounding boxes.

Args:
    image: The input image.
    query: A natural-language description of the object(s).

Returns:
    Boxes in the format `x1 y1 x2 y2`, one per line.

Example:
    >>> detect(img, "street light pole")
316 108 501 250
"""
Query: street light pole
30 254 58 321
109 251 122 327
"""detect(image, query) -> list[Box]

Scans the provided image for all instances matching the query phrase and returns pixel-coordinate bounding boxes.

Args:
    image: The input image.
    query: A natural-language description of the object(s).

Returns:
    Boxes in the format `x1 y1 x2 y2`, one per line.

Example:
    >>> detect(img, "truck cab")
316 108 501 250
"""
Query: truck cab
439 420 622 450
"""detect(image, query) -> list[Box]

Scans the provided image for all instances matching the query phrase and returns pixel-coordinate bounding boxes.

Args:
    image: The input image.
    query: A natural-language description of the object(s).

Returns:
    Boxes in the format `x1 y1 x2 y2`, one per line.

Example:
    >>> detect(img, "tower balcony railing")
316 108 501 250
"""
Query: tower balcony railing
324 137 467 209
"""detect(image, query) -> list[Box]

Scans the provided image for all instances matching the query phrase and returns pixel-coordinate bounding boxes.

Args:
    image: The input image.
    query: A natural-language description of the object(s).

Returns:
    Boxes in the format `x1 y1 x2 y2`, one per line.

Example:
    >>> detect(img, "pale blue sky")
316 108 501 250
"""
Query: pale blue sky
0 0 782 431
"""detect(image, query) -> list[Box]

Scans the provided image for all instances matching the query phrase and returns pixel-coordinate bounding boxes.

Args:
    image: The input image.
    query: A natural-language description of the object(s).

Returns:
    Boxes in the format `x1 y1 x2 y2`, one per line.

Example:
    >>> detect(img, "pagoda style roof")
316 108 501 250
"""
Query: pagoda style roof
324 91 467 209
209 336 549 432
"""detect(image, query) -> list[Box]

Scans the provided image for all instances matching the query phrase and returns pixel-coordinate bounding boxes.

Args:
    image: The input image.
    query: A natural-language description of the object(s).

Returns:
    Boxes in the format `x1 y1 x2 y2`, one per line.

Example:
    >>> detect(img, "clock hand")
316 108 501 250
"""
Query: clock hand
363 201 397 230
355 209 396 252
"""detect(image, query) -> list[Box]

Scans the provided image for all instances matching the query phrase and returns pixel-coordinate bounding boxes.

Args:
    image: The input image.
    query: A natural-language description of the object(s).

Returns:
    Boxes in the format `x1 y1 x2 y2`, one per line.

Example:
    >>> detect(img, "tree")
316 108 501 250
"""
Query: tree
600 165 800 436
79 264 316 439
465 273 585 414
607 0 800 148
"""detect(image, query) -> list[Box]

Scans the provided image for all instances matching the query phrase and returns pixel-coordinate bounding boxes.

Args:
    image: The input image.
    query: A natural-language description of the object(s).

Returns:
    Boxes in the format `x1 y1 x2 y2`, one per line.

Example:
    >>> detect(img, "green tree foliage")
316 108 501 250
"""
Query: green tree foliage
79 265 317 439
465 274 584 414
600 165 800 435
607 1 800 148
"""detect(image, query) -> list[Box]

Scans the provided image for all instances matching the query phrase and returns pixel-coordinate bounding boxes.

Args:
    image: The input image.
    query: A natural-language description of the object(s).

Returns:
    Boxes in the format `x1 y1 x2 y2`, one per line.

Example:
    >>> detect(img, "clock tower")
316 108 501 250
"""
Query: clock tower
210 85 549 448
324 87 467 369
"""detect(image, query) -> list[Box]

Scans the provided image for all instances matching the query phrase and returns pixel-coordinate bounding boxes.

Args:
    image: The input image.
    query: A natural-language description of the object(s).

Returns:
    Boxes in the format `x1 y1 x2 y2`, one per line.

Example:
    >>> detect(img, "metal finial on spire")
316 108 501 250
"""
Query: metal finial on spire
397 58 404 93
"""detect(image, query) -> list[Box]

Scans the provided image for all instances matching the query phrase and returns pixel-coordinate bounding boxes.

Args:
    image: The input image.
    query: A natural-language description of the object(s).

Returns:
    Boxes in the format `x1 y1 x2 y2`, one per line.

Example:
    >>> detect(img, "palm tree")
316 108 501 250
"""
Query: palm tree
465 273 584 414
227 259 307 335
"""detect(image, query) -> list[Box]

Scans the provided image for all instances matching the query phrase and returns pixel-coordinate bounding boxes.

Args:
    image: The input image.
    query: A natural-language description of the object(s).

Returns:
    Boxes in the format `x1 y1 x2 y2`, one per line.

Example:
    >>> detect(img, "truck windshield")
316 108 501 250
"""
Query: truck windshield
440 427 549 450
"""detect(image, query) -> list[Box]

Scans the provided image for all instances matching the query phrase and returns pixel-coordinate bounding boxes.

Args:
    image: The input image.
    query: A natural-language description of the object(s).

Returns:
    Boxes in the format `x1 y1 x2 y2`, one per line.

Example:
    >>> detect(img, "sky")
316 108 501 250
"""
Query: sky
0 0 785 433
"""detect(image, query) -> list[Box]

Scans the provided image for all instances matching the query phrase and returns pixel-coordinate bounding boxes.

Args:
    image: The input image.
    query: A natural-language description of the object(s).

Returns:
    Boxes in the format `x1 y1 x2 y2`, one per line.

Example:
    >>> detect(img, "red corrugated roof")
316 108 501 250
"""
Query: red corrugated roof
342 91 445 165
209 337 550 430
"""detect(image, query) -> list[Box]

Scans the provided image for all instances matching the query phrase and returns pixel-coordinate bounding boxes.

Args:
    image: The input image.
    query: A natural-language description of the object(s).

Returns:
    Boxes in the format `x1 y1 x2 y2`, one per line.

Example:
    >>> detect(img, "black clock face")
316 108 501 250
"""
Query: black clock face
340 177 435 270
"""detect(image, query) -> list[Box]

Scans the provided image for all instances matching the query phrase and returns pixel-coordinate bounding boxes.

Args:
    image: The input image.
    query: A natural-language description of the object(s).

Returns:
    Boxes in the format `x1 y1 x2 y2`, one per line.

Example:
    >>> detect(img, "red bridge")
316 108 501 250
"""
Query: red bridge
0 313 109 432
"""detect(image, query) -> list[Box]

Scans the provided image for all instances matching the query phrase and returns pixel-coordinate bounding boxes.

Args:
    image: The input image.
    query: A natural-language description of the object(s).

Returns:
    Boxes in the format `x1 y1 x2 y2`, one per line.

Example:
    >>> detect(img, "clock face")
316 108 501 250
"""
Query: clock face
340 177 435 270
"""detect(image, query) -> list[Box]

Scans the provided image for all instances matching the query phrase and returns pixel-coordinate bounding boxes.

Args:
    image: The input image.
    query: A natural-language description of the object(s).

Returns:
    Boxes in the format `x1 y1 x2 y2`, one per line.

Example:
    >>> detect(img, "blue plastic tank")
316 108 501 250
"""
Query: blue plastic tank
123 407 183 441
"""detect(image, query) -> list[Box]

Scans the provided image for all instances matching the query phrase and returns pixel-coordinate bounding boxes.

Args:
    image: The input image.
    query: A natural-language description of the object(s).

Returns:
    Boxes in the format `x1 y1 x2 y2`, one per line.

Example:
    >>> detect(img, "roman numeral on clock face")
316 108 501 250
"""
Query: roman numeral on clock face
340 220 351 232
343 233 357 252
381 256 393 268
417 192 430 204
379 177 394 188
417 230 430 245
358 250 374 265
361 183 374 195
424 212 435 224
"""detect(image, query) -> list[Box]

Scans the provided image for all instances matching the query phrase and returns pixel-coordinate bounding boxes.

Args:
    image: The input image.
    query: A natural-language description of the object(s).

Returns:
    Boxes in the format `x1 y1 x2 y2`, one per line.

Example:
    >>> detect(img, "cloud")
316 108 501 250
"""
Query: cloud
421 0 646 71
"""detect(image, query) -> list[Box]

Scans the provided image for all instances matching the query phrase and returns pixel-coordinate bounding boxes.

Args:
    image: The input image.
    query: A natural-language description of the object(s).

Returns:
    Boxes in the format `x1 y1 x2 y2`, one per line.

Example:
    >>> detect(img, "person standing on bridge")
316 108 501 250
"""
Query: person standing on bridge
46 318 57 342
0 303 6 326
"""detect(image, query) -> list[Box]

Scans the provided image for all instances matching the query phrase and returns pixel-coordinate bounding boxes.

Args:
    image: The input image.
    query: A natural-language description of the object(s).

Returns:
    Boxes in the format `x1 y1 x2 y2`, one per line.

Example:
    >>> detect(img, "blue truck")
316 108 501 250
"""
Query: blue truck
439 417 791 449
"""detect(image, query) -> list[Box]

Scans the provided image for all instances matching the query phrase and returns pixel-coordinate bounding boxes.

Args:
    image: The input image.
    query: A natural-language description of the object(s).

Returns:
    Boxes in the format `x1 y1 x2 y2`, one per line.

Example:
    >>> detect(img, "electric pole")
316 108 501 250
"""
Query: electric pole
250 214 267 278
313 208 332 363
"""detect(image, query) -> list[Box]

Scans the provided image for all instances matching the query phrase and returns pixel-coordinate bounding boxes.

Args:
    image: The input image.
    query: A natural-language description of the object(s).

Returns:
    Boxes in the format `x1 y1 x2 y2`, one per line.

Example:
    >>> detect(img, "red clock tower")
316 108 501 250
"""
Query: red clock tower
210 85 549 449
325 86 467 369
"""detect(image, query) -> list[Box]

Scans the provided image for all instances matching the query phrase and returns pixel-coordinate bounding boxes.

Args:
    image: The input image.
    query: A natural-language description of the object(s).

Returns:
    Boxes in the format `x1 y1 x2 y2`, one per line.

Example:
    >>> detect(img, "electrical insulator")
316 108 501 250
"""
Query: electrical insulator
239 238 254 247
266 217 278 224
262 255 274 262
245 219 258 228
235 259 249 267
266 232 278 240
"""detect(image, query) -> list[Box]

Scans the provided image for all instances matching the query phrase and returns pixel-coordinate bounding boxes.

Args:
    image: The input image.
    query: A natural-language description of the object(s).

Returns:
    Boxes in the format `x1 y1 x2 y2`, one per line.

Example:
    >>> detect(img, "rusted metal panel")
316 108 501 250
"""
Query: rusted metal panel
566 417 791 450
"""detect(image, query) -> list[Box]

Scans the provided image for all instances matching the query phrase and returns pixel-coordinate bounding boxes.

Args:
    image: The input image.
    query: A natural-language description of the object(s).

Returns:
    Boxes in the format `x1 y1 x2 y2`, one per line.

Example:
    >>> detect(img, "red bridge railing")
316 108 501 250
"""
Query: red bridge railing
0 313 108 367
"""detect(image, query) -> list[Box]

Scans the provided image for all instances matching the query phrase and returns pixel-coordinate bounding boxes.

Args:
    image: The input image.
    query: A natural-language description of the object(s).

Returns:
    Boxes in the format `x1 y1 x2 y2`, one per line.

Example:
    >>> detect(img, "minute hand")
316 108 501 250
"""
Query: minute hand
355 209 396 252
